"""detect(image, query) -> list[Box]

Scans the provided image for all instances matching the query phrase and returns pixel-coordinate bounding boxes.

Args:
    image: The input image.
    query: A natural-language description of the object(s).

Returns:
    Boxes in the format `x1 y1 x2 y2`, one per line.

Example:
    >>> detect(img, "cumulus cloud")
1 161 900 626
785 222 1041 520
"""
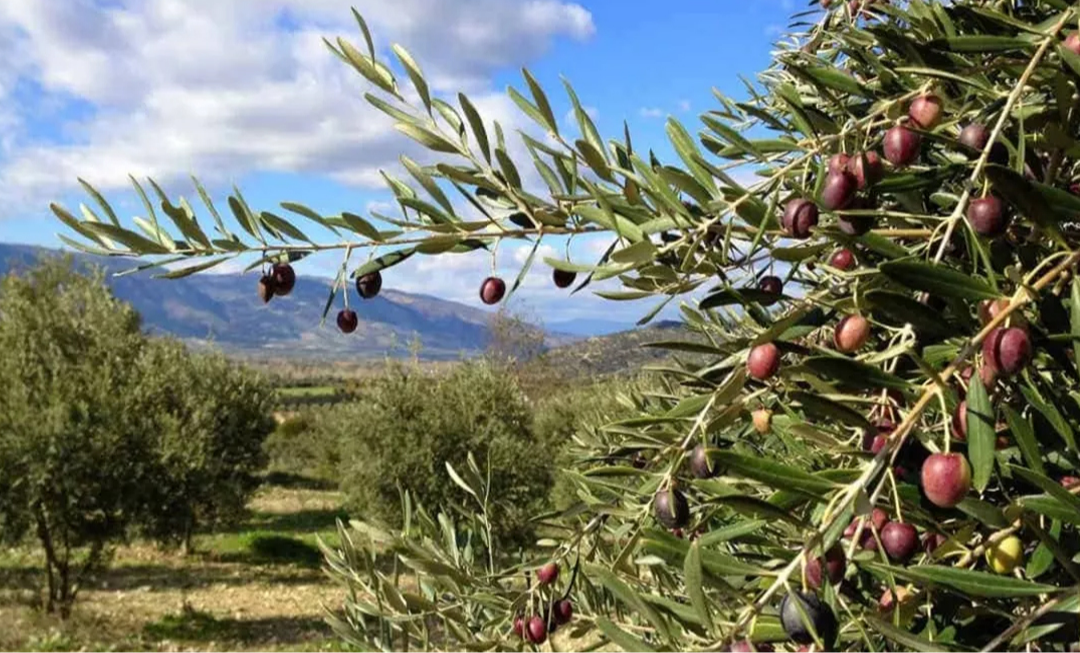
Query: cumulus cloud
0 0 700 328
563 105 599 129
0 0 595 207
639 107 664 119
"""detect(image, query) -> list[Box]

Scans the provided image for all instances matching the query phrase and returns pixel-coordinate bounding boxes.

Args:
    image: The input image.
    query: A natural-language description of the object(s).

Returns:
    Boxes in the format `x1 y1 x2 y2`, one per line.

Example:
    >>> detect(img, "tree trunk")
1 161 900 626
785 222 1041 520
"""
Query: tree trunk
57 528 72 619
34 508 58 615
182 512 195 555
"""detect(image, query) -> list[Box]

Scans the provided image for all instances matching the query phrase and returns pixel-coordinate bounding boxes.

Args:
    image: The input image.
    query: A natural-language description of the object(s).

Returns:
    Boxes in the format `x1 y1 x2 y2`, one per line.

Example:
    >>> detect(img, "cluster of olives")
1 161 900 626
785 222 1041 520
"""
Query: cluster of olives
257 262 297 303
511 562 574 645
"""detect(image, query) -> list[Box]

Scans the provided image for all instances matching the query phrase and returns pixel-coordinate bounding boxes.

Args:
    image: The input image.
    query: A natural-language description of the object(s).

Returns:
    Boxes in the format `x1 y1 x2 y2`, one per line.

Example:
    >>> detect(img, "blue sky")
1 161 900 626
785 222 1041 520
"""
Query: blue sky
0 0 806 327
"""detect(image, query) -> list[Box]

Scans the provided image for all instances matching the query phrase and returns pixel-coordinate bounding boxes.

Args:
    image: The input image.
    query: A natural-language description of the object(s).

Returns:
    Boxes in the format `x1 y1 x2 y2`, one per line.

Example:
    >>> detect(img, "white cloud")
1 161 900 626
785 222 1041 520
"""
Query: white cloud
563 104 598 128
583 234 618 256
0 0 595 208
641 101 692 119
513 243 558 265
364 199 397 215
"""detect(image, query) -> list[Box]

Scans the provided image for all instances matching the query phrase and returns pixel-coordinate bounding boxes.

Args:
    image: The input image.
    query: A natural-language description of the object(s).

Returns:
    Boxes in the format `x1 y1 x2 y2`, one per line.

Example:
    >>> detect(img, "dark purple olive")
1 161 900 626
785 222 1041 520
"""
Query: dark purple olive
884 124 921 167
837 214 874 236
356 271 382 299
759 275 783 306
271 263 296 296
337 309 359 334
257 275 276 304
553 268 577 289
982 326 1031 377
480 277 506 305
959 123 990 152
821 171 857 211
783 199 819 239
654 488 690 528
689 445 718 479
967 196 1010 238
827 153 851 175
851 151 883 189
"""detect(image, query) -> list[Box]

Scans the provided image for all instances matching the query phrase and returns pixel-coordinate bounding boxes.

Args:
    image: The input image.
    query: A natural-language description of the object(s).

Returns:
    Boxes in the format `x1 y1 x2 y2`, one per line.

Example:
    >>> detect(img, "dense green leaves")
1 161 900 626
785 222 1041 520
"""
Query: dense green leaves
865 563 1058 598
596 617 657 652
0 259 274 616
798 356 908 390
879 261 998 301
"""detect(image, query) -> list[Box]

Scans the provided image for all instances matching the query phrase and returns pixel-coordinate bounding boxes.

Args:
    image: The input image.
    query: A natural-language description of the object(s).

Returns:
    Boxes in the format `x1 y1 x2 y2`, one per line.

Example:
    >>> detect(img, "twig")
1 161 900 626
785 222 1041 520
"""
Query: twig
931 11 1073 264
980 592 1072 652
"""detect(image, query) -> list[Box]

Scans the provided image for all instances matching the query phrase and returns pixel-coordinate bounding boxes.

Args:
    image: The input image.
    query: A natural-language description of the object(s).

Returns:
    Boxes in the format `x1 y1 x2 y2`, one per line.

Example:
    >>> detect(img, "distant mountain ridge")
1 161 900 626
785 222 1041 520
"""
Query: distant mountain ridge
0 242 536 360
0 242 673 360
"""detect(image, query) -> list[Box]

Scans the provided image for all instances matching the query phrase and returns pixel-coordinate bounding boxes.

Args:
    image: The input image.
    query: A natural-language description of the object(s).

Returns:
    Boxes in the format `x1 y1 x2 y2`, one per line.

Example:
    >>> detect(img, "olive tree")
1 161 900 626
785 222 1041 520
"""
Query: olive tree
0 257 152 617
133 339 277 553
49 0 1080 650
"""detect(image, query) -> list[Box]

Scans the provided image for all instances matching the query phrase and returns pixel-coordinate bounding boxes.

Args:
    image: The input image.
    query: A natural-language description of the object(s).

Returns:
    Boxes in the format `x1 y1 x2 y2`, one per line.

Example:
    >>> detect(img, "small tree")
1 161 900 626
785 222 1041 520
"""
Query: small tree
327 359 556 549
49 1 1080 650
0 258 152 617
486 307 549 366
133 339 277 552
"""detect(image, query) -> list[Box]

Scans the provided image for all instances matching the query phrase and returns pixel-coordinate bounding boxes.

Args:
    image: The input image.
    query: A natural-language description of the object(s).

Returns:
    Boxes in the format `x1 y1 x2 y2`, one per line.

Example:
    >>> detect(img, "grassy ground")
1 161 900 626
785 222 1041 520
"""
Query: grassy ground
0 481 349 652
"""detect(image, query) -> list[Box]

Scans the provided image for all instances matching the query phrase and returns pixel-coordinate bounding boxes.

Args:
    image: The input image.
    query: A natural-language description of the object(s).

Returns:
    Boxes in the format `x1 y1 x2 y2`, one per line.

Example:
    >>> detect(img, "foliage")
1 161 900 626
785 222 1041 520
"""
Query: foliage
264 409 343 482
0 258 276 615
132 339 277 551
0 257 152 617
533 375 657 511
320 359 557 549
485 307 549 367
47 0 1080 651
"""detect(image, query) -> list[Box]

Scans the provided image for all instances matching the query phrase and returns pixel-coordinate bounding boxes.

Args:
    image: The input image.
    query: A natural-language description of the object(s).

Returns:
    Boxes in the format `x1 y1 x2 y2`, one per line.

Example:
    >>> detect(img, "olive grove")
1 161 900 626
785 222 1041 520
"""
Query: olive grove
46 0 1080 650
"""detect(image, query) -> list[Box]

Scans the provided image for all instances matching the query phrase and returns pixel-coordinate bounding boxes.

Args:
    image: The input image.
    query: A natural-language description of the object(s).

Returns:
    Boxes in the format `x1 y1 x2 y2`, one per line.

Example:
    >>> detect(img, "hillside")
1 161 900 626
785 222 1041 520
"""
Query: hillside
529 320 710 378
0 243 578 360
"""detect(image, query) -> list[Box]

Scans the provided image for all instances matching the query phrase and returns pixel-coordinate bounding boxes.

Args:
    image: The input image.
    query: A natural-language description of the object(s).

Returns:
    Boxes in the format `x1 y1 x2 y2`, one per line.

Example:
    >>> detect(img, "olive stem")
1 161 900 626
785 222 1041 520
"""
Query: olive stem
931 10 1073 264
979 591 1070 652
952 524 1021 569
887 468 903 523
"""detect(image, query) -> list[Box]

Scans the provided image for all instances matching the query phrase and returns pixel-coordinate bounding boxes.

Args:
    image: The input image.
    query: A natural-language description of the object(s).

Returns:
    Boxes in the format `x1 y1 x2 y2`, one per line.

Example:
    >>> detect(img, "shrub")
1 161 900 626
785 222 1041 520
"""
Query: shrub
263 409 342 481
133 339 277 551
0 259 277 614
328 359 554 549
0 258 152 617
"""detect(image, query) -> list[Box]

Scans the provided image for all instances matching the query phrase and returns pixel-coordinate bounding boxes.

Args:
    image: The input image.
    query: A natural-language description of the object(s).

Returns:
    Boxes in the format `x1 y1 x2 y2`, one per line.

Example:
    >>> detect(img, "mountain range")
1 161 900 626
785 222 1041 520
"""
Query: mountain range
0 242 616 360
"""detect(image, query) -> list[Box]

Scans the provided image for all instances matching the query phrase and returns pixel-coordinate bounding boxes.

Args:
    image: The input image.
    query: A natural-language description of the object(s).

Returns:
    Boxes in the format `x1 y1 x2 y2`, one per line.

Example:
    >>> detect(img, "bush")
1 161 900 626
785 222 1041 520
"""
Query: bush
326 359 555 549
0 258 277 614
263 409 342 482
0 258 153 617
133 339 277 551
